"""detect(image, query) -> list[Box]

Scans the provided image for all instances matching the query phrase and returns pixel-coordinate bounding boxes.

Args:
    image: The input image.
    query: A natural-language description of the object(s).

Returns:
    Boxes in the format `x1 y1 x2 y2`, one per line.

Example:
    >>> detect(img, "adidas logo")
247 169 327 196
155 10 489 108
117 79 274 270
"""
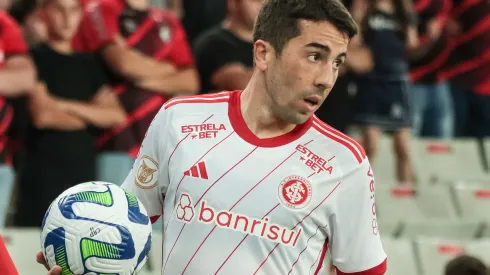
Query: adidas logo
184 162 208 179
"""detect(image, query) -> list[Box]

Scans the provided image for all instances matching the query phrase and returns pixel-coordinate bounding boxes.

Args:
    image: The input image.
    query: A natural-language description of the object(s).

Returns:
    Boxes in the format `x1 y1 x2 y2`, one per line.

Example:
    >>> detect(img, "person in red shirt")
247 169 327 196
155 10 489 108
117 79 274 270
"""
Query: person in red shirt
73 0 199 183
0 236 18 275
0 10 36 231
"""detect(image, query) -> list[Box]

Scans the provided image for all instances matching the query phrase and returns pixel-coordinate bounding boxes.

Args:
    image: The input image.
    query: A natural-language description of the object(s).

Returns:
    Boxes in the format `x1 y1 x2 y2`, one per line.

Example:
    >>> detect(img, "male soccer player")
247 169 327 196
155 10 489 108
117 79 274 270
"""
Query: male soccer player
40 0 387 274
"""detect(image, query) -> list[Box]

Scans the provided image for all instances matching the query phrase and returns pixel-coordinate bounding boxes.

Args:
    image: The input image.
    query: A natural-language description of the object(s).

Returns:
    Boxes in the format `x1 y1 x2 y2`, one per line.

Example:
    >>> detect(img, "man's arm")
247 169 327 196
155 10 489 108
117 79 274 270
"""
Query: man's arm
57 85 127 128
100 36 178 82
210 64 253 91
0 56 36 97
136 68 200 96
121 105 171 222
406 19 442 60
329 159 387 275
28 82 87 130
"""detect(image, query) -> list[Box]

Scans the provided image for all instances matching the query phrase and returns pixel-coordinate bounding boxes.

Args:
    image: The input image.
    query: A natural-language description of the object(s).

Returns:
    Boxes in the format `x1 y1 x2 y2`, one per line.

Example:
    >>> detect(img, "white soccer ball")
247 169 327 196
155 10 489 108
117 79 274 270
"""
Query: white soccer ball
40 181 152 275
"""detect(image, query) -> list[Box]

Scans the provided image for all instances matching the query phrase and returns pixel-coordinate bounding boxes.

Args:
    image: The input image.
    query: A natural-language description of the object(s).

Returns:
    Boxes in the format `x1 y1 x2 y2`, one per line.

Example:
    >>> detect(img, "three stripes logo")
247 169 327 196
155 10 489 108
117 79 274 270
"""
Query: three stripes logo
184 162 208 179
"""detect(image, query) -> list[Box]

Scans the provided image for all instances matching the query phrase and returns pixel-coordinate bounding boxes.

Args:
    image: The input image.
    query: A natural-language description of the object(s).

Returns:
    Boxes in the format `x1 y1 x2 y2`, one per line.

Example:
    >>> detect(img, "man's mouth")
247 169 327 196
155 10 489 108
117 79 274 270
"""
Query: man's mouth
303 95 321 106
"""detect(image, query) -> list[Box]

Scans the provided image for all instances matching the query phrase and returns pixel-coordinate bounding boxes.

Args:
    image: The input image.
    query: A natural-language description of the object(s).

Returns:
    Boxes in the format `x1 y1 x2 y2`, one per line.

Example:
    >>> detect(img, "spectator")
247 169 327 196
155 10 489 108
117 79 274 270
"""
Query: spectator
410 0 453 139
182 0 227 43
0 9 36 231
193 0 263 94
73 0 199 184
14 0 126 227
445 255 488 275
315 0 374 133
352 0 417 185
441 0 490 137
9 0 48 46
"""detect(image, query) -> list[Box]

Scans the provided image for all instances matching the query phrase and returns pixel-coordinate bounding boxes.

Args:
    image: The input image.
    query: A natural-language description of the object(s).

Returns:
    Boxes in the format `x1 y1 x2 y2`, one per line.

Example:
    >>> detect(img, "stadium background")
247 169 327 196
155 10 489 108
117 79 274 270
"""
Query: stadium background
0 0 489 274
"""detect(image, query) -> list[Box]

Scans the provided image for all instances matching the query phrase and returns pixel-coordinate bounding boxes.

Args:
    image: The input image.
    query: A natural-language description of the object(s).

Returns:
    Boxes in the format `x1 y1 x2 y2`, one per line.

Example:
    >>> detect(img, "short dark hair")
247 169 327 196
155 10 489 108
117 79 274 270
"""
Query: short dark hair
445 255 488 275
253 0 358 56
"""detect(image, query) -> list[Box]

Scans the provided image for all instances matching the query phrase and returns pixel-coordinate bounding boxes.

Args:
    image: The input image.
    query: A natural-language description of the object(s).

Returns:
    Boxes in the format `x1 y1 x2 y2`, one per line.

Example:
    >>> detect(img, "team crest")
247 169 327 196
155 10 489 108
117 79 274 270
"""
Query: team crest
135 155 159 189
159 26 171 42
278 175 312 210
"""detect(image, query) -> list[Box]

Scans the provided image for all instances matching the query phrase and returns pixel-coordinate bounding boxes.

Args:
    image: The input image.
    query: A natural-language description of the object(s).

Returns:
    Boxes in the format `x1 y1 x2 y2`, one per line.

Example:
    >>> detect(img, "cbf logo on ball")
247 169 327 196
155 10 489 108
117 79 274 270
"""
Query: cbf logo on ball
278 175 312 210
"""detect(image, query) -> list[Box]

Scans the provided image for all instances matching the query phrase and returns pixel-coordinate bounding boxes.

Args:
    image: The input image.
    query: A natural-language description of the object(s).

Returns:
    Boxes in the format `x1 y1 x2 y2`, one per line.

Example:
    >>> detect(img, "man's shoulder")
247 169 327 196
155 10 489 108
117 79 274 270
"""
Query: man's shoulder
193 26 236 53
163 91 233 114
0 11 19 28
309 115 367 166
82 0 122 16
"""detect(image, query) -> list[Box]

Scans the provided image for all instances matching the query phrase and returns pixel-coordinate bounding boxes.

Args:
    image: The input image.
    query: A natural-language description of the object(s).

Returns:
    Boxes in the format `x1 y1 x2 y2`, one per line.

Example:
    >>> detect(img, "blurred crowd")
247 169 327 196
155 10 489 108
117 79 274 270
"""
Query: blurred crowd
0 0 487 236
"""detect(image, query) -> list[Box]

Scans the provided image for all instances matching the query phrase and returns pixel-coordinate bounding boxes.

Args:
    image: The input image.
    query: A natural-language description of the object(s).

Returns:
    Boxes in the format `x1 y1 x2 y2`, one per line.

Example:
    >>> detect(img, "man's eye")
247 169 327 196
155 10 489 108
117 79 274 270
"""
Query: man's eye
308 53 320 62
334 60 344 69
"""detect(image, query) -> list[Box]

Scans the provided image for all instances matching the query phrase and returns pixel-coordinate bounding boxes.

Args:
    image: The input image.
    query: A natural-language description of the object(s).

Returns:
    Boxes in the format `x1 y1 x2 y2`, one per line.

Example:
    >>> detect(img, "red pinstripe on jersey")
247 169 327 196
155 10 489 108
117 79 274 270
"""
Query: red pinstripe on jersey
162 146 258 274
254 181 343 274
313 238 329 275
183 139 314 273
163 92 231 110
312 117 366 163
288 224 328 274
163 130 236 234
309 245 325 274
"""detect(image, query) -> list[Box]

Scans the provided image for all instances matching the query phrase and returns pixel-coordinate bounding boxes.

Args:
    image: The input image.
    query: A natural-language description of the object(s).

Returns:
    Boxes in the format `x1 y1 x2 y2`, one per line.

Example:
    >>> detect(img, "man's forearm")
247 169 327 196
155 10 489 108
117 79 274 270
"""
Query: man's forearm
102 43 177 82
136 68 200 96
0 65 36 97
57 99 126 128
33 109 87 130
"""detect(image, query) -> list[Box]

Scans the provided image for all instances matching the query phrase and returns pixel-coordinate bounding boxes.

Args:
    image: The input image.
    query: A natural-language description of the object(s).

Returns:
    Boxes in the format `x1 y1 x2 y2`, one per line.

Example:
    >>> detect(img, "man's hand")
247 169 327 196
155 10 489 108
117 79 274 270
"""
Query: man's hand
427 18 443 41
91 88 119 107
36 251 76 275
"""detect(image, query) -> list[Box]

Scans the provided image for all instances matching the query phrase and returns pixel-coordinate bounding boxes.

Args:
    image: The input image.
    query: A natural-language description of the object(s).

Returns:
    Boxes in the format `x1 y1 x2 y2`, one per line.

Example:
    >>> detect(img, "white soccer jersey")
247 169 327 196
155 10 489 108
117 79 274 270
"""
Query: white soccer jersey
122 91 387 275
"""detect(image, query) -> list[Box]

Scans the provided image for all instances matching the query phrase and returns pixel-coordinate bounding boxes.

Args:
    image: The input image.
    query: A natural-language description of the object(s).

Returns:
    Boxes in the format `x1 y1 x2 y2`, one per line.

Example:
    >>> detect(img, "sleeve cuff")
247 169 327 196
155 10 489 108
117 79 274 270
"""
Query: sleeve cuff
336 258 387 275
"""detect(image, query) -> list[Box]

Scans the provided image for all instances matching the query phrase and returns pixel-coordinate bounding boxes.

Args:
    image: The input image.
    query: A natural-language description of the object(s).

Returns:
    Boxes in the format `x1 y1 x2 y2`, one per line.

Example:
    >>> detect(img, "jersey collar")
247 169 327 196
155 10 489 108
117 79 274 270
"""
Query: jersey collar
228 90 313 148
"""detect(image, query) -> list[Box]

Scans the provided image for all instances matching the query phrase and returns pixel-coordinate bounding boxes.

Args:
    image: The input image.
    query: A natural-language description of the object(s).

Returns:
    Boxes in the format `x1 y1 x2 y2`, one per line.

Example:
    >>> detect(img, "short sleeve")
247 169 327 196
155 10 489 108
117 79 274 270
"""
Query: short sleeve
121 106 170 223
74 1 120 52
166 17 194 69
194 34 241 86
329 159 387 275
1 13 28 55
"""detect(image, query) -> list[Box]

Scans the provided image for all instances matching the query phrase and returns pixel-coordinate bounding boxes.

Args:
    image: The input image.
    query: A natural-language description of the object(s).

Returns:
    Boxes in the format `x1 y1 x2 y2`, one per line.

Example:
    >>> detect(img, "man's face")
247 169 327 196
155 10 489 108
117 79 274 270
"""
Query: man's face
237 0 264 29
43 0 82 41
263 20 349 124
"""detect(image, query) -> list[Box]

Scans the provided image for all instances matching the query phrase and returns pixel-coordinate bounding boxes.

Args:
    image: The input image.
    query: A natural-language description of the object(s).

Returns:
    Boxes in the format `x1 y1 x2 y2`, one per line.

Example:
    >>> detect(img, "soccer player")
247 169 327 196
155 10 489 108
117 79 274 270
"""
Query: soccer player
40 0 387 274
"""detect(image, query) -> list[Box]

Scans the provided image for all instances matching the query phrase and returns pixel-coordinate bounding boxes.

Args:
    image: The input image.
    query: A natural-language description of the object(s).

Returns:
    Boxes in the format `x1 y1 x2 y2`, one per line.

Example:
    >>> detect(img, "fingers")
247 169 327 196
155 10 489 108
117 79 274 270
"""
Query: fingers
36 251 51 271
47 265 62 275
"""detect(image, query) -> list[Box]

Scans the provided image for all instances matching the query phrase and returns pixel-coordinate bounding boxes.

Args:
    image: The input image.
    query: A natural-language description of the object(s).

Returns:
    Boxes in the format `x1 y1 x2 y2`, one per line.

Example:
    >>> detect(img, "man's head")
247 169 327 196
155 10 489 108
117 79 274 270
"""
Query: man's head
228 0 264 30
253 0 357 124
40 0 82 41
445 255 488 275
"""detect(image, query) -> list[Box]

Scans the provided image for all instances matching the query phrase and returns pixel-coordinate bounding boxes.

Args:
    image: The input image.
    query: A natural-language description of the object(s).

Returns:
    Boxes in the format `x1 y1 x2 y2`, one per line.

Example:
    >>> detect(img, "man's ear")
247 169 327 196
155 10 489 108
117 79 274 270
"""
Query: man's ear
253 39 274 71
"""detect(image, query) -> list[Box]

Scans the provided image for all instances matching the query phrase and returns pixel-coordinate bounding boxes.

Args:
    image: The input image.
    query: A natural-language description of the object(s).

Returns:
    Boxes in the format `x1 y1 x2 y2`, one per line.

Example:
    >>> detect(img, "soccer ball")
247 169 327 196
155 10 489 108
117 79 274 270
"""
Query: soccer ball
40 181 152 275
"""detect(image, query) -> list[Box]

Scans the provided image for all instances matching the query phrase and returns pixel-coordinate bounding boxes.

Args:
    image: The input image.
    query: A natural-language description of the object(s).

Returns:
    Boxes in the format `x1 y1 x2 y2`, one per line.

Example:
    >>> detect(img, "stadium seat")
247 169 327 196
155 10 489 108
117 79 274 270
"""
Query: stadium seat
411 139 489 183
381 237 419 275
96 152 135 185
376 185 458 226
371 135 398 183
453 183 490 222
464 239 490 266
415 238 465 275
401 220 482 240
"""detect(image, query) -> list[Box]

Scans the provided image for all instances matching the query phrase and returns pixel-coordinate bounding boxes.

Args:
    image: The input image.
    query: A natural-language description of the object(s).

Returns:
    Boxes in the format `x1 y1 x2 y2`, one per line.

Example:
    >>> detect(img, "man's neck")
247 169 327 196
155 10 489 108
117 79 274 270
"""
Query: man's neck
240 72 296 139
126 0 148 11
223 18 253 42
47 39 73 54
